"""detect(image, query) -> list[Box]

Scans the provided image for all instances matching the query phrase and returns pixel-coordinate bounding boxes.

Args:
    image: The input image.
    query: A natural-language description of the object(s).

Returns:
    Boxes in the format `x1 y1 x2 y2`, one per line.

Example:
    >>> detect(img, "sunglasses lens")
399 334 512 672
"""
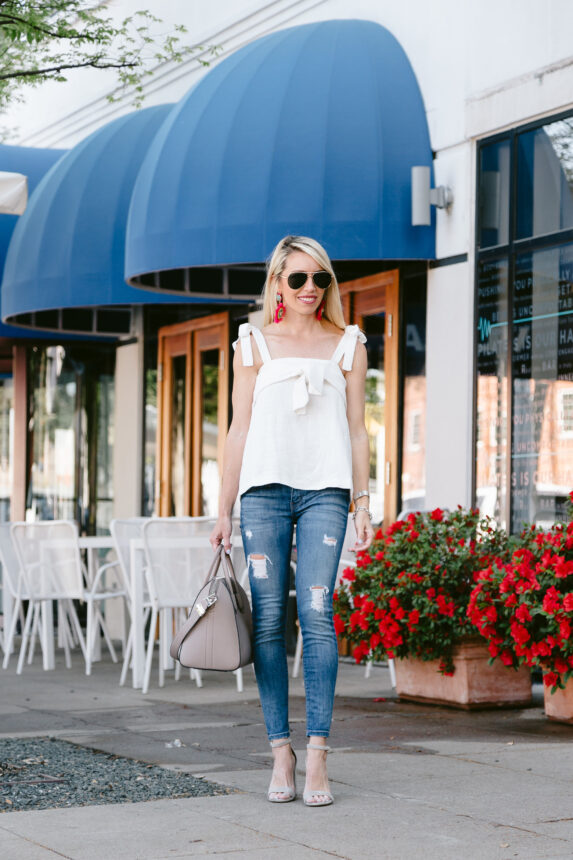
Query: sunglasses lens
313 271 332 289
287 272 308 290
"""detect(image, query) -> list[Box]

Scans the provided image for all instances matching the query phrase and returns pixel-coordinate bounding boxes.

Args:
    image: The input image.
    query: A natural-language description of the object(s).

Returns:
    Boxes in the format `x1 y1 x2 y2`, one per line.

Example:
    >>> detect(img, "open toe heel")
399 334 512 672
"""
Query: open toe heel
267 737 297 803
303 743 334 807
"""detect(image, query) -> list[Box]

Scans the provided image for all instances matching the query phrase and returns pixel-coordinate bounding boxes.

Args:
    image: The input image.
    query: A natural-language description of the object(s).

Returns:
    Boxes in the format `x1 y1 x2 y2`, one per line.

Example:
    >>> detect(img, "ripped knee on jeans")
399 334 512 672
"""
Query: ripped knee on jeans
248 553 272 579
309 585 330 613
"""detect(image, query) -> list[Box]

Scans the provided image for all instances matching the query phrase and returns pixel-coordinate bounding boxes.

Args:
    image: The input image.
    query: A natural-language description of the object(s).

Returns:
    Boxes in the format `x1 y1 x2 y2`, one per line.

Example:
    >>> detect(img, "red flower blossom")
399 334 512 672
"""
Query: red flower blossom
333 614 345 635
515 604 531 623
407 609 420 629
543 587 562 614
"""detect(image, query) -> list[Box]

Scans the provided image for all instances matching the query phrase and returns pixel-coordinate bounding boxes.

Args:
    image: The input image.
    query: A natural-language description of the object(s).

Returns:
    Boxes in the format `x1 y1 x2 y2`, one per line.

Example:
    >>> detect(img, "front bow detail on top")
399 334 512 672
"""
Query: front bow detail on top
253 361 346 415
291 364 328 414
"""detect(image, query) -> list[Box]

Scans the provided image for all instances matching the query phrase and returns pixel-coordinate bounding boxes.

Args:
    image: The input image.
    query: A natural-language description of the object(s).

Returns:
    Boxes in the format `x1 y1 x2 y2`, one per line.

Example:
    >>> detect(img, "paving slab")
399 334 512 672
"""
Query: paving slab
1 653 572 859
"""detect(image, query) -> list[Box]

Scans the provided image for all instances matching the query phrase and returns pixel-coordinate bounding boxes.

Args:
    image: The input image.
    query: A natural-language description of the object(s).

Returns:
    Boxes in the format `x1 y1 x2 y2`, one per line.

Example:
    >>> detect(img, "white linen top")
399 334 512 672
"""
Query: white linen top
234 323 367 496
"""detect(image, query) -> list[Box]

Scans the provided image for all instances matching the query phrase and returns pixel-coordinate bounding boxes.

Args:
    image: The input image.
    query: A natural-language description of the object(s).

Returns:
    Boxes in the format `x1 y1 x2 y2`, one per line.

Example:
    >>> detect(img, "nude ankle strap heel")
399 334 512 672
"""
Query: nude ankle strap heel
268 738 297 803
303 743 333 807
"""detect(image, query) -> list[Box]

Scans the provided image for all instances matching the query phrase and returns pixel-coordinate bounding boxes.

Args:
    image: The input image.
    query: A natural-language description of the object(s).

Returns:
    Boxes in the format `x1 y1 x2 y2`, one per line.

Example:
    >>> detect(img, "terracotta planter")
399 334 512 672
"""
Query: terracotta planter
543 677 573 724
394 639 532 709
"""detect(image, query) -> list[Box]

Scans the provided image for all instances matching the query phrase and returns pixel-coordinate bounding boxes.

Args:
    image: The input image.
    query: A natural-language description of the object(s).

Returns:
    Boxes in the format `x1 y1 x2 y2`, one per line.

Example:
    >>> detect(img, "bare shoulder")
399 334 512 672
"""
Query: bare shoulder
349 339 367 373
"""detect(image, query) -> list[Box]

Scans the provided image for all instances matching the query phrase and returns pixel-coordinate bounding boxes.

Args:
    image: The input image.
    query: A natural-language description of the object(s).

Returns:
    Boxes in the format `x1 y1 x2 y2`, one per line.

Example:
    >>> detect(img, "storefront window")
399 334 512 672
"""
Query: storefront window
362 314 385 523
511 245 573 530
476 259 509 526
478 138 511 248
401 276 427 513
143 367 157 517
27 345 115 531
516 118 573 240
477 115 573 530
0 376 13 522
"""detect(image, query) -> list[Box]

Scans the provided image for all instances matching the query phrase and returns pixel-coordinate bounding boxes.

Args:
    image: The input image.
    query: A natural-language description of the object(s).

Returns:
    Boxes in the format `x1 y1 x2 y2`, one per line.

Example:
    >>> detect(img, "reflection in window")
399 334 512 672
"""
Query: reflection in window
362 315 385 523
560 390 573 436
201 349 219 517
517 119 573 239
401 277 426 514
95 372 114 531
0 377 13 522
511 245 573 530
478 138 511 248
143 368 158 517
26 345 115 531
476 259 509 527
170 355 186 517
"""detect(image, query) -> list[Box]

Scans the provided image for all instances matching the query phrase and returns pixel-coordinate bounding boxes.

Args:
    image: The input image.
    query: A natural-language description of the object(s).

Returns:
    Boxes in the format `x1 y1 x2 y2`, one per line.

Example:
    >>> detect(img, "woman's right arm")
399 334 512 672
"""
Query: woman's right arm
209 343 257 552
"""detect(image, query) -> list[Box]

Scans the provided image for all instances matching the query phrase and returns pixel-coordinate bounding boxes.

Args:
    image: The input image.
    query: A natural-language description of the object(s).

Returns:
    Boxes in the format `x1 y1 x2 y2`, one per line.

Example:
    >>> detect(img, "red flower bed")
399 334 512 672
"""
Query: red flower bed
469 515 573 693
333 507 509 674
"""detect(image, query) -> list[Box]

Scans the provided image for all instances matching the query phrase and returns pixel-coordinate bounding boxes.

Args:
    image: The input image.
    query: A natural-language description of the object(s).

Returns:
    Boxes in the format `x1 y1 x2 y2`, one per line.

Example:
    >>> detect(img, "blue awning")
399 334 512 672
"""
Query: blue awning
0 144 65 338
2 106 247 337
125 19 435 296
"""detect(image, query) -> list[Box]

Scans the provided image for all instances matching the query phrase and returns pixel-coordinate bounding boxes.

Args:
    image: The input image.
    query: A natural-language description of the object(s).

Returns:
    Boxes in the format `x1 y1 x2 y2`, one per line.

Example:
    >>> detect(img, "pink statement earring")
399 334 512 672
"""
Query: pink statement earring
316 298 325 321
274 292 286 323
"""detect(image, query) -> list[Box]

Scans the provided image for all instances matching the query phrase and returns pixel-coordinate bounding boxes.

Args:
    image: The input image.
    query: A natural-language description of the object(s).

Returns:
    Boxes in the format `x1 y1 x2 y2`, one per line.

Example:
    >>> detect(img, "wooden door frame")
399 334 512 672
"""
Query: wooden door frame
157 311 229 516
339 270 400 526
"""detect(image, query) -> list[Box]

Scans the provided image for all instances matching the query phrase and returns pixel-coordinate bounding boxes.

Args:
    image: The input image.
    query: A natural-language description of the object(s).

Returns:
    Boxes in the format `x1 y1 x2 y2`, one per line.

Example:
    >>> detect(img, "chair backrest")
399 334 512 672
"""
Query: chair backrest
110 517 150 594
0 522 25 597
141 518 217 607
11 520 84 600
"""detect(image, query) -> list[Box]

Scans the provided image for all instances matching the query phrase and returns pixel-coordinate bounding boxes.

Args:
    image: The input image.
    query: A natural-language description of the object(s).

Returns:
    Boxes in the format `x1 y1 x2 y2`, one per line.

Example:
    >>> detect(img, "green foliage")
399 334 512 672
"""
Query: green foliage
0 1 217 112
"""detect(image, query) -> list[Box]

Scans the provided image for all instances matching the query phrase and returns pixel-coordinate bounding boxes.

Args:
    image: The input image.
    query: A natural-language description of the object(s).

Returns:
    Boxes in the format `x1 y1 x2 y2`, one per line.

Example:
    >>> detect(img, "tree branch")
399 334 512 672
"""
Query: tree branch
0 58 137 80
0 13 65 40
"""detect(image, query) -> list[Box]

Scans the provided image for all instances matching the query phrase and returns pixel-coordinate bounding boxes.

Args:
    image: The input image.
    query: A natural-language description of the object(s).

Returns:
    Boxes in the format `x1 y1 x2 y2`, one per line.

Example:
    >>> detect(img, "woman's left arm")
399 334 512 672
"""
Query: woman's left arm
346 340 374 551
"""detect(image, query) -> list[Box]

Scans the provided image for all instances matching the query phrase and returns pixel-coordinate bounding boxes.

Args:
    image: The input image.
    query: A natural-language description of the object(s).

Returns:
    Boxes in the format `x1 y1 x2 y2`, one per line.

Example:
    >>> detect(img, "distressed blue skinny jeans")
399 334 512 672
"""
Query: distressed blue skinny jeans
240 483 349 741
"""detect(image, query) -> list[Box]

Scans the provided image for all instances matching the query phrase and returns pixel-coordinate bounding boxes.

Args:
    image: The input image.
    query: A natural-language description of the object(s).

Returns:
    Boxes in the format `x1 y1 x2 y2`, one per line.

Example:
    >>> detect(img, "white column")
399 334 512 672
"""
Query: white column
425 261 474 510
113 333 144 518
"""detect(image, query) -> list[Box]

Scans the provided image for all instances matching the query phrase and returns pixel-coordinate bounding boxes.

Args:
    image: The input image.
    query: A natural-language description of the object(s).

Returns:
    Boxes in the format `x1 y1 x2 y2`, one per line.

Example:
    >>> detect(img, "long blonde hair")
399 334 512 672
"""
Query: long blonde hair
261 235 346 328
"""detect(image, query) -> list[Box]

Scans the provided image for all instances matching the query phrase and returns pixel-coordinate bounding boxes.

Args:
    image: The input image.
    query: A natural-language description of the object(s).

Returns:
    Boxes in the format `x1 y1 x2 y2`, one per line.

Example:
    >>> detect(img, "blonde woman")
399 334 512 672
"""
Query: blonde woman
210 235 373 806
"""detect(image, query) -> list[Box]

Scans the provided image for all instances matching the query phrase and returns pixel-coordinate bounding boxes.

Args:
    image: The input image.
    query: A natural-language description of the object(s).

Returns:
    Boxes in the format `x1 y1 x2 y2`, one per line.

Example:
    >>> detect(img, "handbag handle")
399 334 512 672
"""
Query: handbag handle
219 548 246 613
201 545 245 613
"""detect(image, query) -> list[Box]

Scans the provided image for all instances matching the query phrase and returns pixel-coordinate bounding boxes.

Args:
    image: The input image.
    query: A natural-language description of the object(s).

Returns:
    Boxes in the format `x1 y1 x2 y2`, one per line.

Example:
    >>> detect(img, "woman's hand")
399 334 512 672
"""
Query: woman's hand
353 509 374 551
209 515 232 553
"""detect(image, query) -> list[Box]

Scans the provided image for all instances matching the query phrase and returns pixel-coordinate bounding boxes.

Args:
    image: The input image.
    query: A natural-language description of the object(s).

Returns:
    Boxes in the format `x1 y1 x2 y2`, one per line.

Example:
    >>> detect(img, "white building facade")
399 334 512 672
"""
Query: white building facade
2 0 573 532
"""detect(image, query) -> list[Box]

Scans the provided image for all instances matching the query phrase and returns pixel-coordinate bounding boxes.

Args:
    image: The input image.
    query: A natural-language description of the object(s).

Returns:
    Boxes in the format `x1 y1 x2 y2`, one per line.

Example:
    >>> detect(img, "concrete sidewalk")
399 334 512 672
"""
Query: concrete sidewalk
0 652 572 860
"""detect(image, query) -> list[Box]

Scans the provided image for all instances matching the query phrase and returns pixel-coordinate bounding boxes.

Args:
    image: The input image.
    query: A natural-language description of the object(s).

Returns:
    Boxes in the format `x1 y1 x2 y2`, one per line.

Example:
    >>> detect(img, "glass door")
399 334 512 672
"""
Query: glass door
339 271 400 526
157 312 229 516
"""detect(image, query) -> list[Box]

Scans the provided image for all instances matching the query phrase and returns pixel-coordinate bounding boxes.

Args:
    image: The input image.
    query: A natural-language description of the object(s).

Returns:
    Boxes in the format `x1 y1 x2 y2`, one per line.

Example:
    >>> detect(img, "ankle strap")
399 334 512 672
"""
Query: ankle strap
307 743 331 753
270 737 291 749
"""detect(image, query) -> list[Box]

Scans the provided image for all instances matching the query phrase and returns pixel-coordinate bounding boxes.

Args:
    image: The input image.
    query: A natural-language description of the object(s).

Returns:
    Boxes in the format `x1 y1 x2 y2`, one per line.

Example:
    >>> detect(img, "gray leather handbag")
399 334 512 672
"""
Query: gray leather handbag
170 545 253 671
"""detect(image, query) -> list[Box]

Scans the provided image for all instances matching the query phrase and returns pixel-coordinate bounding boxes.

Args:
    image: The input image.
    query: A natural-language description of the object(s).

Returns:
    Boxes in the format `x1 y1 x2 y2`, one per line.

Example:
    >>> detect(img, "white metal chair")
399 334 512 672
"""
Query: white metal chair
109 517 151 685
10 520 126 674
0 522 28 665
140 517 222 694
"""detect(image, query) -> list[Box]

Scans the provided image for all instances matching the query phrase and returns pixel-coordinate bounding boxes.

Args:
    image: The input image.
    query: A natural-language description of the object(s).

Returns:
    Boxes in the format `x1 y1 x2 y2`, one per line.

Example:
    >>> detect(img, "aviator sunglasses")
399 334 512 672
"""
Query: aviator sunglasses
281 270 332 290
